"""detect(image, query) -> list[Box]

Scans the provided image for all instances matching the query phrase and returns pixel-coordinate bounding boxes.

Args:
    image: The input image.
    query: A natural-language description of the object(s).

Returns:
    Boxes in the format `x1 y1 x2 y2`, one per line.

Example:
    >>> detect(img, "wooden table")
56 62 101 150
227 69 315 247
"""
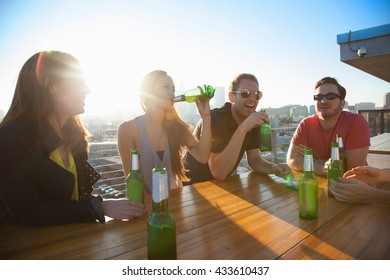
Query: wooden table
1 171 389 260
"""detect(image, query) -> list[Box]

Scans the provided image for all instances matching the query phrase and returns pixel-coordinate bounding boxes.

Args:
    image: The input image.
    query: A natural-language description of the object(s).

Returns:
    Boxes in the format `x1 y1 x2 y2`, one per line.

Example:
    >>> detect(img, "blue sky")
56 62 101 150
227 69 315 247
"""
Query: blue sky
0 0 389 118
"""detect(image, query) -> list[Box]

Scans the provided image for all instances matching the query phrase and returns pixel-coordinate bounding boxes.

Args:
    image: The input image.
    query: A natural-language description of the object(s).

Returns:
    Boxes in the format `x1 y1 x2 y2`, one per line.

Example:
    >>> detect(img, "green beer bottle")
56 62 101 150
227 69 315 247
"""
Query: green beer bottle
147 168 177 260
336 134 348 174
173 84 215 103
327 142 343 198
126 149 144 203
260 109 272 152
298 148 318 219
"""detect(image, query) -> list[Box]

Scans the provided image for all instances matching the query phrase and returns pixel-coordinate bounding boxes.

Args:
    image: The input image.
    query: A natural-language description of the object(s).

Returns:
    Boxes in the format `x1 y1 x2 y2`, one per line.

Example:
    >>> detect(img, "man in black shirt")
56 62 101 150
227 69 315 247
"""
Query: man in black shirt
185 73 291 184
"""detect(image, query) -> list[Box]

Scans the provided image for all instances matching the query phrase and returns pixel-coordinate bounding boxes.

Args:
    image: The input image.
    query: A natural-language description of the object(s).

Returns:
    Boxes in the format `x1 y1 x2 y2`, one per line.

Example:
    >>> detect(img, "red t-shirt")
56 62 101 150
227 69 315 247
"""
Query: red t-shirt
291 111 370 160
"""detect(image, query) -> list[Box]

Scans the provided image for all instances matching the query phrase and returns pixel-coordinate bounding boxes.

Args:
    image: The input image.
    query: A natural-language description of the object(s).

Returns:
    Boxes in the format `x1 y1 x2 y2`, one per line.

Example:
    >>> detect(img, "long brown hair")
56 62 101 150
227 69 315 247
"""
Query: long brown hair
140 70 191 182
0 51 89 155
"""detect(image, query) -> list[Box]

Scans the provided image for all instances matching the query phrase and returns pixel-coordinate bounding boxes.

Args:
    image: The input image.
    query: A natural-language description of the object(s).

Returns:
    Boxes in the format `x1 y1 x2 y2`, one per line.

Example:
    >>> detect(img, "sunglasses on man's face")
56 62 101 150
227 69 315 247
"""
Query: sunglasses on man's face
232 89 263 100
313 92 342 101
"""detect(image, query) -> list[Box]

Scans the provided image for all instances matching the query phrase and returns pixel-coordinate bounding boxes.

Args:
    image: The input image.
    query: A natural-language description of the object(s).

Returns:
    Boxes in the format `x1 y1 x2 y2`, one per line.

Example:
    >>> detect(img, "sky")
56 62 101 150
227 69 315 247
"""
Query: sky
0 0 389 119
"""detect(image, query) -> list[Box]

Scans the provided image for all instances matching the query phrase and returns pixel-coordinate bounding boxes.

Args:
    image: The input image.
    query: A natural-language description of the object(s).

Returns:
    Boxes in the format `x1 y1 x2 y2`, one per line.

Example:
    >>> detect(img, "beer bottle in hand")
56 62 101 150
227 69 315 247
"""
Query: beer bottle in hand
147 168 177 260
327 142 343 197
298 148 318 219
126 149 144 203
260 109 272 152
173 84 215 103
336 134 348 173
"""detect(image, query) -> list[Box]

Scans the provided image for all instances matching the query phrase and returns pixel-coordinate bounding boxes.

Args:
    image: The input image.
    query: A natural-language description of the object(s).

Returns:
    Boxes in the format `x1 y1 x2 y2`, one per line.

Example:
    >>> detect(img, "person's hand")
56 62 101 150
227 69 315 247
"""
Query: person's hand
324 157 331 171
330 177 375 203
343 166 385 186
239 111 269 133
195 97 211 119
272 163 292 179
101 199 147 220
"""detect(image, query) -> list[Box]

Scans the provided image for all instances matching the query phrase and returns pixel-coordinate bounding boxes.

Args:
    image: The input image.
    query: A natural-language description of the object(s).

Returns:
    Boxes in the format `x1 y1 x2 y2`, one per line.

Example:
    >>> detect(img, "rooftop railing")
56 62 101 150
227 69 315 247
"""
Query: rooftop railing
88 127 294 197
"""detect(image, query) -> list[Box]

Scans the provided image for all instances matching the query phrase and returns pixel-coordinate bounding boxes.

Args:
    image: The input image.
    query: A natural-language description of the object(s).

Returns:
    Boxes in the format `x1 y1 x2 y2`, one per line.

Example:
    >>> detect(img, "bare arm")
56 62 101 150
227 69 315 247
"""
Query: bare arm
247 149 291 178
345 147 369 170
287 142 327 175
117 121 137 177
208 111 269 180
208 125 248 180
186 99 212 163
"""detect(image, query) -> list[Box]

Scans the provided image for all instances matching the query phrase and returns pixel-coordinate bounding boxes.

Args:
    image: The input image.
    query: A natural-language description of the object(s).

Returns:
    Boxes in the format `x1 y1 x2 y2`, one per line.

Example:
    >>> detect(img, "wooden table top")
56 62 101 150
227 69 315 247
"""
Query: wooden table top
1 171 389 260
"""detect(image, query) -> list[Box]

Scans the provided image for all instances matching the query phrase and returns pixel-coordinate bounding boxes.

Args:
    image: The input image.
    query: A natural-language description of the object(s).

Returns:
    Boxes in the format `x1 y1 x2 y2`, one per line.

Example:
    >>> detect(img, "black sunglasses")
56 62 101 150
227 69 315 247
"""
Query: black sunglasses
313 92 342 101
232 89 263 100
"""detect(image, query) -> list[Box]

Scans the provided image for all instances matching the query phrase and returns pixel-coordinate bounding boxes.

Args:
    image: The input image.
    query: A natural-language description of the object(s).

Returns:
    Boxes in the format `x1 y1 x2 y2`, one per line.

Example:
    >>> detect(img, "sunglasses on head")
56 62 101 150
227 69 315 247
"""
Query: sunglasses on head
313 92 342 101
232 89 263 100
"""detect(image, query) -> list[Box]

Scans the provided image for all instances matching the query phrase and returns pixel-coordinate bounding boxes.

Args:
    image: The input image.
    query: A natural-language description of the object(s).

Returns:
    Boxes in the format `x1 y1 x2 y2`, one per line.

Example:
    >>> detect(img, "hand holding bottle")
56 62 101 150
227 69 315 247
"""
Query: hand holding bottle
194 95 211 119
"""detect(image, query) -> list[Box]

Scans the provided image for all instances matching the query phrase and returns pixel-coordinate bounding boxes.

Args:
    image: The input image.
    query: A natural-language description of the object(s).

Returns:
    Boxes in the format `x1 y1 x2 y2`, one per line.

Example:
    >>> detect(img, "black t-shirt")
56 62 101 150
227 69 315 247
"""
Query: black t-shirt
184 102 260 184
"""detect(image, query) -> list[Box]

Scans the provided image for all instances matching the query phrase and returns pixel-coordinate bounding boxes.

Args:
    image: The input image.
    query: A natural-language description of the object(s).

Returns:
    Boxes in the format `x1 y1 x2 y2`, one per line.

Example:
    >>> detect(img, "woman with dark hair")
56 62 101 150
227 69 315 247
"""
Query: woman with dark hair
0 51 146 226
118 70 211 192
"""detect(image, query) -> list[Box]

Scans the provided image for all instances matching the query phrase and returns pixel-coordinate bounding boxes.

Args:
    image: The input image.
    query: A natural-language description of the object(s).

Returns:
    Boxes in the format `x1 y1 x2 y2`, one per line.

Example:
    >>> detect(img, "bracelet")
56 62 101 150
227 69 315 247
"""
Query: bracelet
90 196 106 223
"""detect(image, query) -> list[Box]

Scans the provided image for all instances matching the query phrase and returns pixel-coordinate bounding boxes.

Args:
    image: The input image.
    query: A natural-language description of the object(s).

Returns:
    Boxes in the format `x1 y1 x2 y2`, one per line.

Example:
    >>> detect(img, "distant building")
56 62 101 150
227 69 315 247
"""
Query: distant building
309 105 315 115
355 102 376 112
384 92 390 109
290 105 308 118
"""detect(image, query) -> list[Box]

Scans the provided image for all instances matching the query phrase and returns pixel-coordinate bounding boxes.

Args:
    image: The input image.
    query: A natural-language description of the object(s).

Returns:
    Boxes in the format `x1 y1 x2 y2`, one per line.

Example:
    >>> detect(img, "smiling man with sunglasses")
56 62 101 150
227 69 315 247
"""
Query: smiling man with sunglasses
185 73 291 184
287 77 370 175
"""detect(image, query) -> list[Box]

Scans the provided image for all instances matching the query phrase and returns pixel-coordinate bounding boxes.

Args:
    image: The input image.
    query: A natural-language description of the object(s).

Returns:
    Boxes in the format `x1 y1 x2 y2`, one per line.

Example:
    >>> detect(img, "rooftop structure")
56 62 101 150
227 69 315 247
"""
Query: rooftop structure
337 24 390 83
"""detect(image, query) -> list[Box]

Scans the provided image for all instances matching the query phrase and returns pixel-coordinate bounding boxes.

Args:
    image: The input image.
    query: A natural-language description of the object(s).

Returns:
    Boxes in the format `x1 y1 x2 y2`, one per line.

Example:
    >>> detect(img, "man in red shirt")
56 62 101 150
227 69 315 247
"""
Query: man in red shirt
287 77 370 175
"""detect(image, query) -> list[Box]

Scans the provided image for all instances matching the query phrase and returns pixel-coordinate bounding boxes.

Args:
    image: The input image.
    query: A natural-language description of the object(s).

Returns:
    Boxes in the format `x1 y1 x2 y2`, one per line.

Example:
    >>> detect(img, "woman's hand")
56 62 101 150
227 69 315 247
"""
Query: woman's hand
195 97 211 119
330 177 375 203
102 199 147 220
343 166 386 186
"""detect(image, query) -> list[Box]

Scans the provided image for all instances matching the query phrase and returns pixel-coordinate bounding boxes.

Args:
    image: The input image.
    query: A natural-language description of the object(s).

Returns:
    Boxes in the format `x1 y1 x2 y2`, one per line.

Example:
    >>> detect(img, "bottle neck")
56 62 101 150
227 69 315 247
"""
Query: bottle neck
337 137 344 148
131 154 140 170
331 146 340 160
152 198 169 213
173 95 185 102
303 154 314 172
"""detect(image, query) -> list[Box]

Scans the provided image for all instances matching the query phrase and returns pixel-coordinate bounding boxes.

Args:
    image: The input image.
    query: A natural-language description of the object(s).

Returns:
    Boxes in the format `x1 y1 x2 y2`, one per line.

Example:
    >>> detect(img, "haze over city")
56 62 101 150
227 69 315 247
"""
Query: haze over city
1 0 389 120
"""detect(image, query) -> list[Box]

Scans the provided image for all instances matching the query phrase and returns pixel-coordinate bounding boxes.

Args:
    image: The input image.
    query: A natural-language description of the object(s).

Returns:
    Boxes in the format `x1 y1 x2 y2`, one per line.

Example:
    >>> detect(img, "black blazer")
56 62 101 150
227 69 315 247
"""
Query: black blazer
0 121 102 226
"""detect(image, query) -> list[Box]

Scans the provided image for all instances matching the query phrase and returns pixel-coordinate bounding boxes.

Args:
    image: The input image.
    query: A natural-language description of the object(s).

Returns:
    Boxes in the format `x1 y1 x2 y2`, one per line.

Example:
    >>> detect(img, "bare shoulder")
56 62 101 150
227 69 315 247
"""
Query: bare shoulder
118 119 137 134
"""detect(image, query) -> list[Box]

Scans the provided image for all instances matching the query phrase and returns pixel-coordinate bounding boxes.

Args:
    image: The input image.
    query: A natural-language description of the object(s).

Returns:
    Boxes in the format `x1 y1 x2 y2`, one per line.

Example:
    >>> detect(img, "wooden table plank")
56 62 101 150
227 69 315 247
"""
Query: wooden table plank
280 204 390 260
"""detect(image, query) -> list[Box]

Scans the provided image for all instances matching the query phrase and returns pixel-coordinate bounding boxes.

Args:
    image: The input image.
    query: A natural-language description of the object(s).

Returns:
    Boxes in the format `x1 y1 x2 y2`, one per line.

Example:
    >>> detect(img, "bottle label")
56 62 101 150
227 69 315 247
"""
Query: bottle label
131 154 140 170
303 154 313 171
152 168 169 203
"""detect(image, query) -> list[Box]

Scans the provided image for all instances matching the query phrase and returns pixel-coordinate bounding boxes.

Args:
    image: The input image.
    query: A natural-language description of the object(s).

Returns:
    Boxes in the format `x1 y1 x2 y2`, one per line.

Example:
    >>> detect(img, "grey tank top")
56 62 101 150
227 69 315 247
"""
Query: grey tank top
135 116 182 192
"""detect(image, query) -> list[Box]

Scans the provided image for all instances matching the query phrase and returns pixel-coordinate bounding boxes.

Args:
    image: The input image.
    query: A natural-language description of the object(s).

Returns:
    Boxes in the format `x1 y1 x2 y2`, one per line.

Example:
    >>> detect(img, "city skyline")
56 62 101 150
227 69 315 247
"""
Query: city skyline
1 0 389 118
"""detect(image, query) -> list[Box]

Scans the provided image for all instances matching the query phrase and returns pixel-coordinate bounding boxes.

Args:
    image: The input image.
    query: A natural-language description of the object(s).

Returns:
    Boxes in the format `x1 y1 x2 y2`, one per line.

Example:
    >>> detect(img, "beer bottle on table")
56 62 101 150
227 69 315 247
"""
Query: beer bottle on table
298 148 318 219
260 109 272 152
147 168 177 260
173 84 215 103
327 142 343 198
336 133 348 173
126 149 144 203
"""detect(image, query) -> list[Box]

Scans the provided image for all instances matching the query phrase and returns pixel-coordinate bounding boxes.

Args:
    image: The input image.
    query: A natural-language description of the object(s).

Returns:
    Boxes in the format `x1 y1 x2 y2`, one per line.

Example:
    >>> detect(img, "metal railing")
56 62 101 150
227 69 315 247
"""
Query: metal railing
88 127 294 195
358 109 390 137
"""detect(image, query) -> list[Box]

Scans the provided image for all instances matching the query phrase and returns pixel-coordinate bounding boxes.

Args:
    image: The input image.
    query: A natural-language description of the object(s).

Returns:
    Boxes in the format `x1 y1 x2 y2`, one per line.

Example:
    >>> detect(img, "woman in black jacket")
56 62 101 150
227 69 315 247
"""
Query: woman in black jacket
0 51 146 226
